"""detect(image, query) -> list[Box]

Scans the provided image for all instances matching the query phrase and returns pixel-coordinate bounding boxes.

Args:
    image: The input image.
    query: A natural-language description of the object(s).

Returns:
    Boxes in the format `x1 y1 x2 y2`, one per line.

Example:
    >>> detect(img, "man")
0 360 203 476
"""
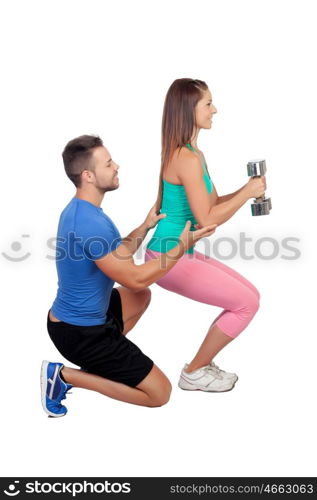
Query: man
41 135 216 417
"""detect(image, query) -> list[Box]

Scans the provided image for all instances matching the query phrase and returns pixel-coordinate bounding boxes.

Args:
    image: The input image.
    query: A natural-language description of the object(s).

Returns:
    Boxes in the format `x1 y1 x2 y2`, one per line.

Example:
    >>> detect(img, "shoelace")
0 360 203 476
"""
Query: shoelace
56 386 73 405
209 362 237 381
210 361 222 374
204 364 223 380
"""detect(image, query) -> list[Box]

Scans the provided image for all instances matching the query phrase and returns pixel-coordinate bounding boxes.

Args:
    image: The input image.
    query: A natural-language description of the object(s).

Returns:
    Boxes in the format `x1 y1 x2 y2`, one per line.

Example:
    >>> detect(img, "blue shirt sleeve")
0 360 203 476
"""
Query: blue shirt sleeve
77 214 122 261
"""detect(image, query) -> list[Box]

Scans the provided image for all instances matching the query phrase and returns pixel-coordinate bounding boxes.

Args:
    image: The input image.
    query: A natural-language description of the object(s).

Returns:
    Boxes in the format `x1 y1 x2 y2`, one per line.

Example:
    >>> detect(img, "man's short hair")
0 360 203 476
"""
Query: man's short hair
62 135 103 187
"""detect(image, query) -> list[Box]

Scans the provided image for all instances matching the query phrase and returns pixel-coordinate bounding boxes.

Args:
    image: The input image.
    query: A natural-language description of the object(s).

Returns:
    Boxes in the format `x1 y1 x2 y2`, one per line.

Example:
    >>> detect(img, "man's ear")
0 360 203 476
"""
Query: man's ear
81 169 94 183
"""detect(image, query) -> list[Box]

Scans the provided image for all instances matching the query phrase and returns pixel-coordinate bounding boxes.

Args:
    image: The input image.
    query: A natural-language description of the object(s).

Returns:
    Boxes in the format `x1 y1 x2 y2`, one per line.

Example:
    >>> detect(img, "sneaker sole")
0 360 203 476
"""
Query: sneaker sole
178 385 235 392
40 360 66 418
178 378 236 392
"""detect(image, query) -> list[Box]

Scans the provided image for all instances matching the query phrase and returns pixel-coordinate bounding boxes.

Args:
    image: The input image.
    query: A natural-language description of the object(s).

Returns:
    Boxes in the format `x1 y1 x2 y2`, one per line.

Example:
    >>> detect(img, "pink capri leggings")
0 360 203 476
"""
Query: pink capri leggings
145 248 260 339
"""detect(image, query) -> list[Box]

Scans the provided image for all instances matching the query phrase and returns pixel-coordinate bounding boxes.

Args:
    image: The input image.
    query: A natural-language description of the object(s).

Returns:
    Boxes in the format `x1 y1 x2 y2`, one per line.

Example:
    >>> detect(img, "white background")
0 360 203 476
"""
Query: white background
1 0 316 477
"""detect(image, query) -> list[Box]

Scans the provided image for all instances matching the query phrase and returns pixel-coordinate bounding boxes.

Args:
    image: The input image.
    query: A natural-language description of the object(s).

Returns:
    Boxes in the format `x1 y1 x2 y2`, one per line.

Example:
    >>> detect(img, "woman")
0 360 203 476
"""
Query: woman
145 78 266 392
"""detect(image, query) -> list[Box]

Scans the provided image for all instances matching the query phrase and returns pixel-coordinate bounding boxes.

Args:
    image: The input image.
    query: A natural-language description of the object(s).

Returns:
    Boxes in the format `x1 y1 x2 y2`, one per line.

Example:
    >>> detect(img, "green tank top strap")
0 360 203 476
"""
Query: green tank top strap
185 143 196 152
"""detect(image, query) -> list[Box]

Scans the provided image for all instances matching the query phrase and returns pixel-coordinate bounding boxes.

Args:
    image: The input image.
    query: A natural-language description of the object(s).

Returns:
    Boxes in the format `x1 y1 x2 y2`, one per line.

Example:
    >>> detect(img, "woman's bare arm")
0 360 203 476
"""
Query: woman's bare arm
216 184 248 204
177 154 250 227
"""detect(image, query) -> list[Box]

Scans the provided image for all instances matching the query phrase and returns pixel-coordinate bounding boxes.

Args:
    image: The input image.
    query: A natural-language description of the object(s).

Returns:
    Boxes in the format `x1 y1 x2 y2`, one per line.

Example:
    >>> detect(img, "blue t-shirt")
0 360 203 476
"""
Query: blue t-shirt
50 197 122 326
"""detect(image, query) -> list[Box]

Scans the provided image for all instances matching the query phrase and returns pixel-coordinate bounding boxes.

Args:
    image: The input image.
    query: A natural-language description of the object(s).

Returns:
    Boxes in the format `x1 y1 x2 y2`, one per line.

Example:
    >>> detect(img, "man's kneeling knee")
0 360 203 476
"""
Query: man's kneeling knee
148 380 172 408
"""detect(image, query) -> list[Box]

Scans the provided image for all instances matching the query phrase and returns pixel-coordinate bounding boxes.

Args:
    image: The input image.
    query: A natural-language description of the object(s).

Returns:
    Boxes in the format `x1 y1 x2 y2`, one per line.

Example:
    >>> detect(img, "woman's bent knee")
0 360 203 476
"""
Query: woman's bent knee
252 294 260 314
244 289 260 316
254 287 261 302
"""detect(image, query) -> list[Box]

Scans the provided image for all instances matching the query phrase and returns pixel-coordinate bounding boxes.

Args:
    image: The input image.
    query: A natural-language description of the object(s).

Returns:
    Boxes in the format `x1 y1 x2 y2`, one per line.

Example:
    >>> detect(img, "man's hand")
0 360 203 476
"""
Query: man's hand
179 221 217 251
143 203 167 230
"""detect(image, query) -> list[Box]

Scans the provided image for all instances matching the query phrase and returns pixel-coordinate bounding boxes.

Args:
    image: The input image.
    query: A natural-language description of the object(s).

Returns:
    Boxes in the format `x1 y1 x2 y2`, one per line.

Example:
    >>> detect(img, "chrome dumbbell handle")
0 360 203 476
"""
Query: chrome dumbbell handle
247 159 266 201
247 159 272 216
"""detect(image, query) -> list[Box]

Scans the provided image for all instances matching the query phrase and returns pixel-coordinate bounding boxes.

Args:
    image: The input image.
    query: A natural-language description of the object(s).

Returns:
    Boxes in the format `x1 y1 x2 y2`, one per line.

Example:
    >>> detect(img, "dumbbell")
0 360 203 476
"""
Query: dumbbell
247 159 272 216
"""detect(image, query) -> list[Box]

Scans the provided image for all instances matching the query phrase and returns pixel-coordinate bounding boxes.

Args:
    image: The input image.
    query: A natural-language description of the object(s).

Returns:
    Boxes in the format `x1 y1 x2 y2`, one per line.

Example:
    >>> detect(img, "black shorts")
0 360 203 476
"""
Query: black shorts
47 288 154 387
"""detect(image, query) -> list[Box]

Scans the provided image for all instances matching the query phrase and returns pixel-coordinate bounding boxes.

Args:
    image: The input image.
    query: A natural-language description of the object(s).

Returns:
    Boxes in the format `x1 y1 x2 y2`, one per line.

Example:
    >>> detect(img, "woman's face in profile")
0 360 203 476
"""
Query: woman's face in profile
195 88 217 130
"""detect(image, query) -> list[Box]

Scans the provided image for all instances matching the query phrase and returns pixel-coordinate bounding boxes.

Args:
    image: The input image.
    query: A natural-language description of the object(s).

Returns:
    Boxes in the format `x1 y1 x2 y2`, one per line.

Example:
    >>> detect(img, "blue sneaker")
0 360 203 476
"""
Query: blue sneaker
41 360 73 417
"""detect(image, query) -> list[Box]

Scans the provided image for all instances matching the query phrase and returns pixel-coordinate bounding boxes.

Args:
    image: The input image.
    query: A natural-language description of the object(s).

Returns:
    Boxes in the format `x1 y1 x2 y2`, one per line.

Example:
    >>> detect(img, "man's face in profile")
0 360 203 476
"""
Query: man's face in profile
88 146 120 193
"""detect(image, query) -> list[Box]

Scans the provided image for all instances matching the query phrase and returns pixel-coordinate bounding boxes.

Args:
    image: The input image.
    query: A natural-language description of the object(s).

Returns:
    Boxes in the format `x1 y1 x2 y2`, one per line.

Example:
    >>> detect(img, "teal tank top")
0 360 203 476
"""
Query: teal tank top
147 144 213 255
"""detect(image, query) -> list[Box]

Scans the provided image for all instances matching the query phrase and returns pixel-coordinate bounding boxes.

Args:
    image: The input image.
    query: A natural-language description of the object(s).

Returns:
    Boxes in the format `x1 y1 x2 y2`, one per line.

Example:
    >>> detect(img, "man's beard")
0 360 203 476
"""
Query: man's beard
95 180 118 194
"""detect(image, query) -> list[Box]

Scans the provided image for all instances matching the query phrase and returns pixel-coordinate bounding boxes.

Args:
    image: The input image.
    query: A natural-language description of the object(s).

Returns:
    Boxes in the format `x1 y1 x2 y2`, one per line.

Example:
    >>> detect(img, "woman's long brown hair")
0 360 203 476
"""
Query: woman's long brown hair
155 78 208 212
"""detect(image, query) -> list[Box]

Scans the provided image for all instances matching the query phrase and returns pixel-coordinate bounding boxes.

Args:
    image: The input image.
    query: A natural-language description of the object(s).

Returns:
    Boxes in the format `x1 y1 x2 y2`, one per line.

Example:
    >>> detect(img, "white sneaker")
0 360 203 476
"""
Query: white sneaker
208 361 238 383
178 364 235 392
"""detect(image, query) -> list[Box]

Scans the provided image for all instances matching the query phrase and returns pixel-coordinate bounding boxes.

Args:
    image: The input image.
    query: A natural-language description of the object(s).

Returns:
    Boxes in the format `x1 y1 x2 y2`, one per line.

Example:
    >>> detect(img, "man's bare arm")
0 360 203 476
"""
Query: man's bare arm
121 203 167 255
121 222 149 255
95 222 217 290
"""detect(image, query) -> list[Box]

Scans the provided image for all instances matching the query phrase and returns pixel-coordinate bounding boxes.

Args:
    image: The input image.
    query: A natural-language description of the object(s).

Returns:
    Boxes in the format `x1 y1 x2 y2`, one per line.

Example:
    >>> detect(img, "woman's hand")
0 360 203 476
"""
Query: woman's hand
179 221 217 251
245 176 267 199
143 203 167 230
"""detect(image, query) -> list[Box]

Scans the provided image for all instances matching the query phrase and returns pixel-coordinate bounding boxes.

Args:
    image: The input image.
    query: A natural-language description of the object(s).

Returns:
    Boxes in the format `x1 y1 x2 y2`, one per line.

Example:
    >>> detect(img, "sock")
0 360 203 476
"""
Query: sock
59 367 67 383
